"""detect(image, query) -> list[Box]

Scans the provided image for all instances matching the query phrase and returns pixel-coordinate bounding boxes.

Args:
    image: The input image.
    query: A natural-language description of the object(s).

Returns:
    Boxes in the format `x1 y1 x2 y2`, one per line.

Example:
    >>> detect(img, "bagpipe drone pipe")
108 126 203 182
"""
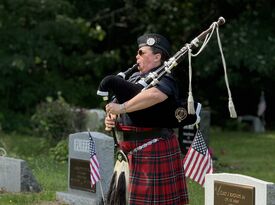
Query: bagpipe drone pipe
97 17 237 128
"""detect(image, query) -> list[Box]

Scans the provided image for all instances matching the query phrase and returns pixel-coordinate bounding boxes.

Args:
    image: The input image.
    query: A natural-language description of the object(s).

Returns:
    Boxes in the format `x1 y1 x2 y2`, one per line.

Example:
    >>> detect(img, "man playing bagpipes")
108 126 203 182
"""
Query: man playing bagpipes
98 17 237 205
103 33 198 205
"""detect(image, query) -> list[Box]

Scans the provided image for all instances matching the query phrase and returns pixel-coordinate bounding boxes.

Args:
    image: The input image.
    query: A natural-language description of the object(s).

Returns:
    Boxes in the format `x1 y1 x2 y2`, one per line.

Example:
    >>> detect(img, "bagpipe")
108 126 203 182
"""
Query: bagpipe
97 17 237 128
97 63 200 128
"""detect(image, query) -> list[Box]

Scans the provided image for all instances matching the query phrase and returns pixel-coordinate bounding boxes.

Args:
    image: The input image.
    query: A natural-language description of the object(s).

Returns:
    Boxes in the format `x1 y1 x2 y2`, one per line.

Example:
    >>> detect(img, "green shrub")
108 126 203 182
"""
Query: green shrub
49 139 68 163
31 93 75 143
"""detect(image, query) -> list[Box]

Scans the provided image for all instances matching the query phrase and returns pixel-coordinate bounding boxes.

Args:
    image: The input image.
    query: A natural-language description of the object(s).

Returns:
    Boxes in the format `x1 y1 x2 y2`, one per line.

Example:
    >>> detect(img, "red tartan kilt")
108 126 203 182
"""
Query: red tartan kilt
119 134 189 205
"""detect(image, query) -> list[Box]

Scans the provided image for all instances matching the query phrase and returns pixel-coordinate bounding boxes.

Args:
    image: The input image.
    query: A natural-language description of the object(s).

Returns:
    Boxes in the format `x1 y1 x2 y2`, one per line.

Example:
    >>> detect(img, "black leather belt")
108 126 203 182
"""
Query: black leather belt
115 128 173 142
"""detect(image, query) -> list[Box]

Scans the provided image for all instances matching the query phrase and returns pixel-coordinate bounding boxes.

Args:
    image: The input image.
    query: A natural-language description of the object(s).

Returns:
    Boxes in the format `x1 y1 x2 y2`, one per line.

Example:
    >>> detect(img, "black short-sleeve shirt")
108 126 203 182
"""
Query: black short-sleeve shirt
118 66 180 127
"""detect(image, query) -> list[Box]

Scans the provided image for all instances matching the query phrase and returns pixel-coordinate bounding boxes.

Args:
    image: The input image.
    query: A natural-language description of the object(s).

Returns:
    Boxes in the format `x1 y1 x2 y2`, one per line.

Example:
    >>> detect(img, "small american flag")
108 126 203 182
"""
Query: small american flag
183 129 213 186
88 132 101 186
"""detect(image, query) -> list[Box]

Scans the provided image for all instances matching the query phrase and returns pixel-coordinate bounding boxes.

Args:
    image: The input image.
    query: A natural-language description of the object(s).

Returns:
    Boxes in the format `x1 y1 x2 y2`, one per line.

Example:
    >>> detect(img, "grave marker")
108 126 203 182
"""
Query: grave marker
205 173 275 205
0 157 41 193
56 131 114 205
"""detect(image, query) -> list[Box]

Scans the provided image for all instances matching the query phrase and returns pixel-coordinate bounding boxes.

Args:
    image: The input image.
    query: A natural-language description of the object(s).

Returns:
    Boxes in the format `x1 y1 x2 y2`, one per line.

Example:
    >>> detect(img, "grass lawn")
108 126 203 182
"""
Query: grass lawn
188 129 275 205
0 132 67 205
1 129 275 205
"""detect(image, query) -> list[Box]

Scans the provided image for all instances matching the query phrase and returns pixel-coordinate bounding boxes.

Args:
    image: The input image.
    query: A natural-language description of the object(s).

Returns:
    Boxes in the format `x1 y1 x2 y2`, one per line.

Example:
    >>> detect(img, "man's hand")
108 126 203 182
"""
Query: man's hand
104 113 117 131
106 102 126 115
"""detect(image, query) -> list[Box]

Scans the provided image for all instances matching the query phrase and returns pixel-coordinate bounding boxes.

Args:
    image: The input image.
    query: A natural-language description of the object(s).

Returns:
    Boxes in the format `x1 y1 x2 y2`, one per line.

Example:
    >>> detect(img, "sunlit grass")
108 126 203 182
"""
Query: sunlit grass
210 130 275 183
188 130 275 205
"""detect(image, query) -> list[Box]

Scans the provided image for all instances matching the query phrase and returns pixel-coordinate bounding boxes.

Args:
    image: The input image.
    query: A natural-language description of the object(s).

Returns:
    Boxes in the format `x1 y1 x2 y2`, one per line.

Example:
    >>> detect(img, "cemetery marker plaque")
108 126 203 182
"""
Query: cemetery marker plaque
214 180 255 205
69 158 96 192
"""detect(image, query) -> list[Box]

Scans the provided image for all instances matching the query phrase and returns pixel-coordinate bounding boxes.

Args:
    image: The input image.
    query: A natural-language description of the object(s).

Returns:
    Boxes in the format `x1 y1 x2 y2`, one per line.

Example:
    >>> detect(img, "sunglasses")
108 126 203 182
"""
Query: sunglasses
137 49 146 56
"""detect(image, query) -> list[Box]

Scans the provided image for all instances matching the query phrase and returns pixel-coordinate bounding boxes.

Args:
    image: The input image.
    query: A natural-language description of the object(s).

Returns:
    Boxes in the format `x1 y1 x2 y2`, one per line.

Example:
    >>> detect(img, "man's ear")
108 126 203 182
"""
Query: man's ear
154 53 161 62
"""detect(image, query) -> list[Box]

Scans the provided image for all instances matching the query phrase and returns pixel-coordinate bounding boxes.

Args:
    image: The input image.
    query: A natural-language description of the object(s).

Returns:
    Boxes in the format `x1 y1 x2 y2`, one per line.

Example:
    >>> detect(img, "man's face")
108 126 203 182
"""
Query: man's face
136 46 161 73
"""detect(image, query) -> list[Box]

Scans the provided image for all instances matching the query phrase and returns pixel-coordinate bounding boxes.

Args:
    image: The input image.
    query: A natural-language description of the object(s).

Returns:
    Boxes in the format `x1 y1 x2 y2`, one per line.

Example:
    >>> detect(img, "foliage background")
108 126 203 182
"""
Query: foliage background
0 0 274 132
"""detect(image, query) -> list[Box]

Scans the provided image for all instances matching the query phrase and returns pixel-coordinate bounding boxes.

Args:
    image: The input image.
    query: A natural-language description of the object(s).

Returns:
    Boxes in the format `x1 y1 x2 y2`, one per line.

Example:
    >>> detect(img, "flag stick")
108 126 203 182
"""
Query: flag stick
99 180 106 205
88 129 105 204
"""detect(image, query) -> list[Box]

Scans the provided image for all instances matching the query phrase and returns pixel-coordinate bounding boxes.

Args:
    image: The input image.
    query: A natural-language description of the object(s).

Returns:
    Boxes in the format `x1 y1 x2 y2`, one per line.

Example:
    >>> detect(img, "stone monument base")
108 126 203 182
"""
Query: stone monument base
57 191 103 205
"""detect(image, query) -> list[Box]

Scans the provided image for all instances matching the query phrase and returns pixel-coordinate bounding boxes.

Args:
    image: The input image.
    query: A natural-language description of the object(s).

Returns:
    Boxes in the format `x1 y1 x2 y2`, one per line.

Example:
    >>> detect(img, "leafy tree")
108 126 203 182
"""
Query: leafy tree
79 0 275 128
0 0 119 130
0 0 274 130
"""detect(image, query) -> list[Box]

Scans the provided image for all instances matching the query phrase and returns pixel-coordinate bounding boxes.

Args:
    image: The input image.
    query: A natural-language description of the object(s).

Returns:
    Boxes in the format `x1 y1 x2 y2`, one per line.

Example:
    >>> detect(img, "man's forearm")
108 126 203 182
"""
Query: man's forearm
124 87 167 113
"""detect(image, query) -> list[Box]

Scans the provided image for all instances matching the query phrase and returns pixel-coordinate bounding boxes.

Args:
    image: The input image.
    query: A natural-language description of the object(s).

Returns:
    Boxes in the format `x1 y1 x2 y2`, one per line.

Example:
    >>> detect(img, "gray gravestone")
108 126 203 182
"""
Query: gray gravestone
200 109 211 145
205 173 275 205
178 107 211 154
73 109 106 132
56 131 114 205
85 109 105 128
0 156 41 192
238 115 265 133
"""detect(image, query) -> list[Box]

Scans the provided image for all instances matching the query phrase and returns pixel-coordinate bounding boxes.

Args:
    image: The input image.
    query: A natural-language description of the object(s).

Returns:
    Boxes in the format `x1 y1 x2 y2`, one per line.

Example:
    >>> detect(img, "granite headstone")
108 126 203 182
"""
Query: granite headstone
178 107 211 154
0 156 41 192
56 131 114 205
205 173 275 205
